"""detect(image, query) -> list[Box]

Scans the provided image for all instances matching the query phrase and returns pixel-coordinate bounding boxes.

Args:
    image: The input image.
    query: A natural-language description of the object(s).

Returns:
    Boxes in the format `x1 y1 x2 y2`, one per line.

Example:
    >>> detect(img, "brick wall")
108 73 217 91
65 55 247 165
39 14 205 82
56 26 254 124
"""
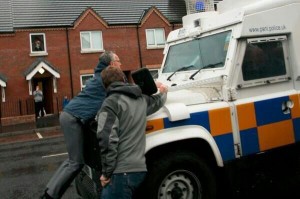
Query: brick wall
1 115 35 126
0 7 182 120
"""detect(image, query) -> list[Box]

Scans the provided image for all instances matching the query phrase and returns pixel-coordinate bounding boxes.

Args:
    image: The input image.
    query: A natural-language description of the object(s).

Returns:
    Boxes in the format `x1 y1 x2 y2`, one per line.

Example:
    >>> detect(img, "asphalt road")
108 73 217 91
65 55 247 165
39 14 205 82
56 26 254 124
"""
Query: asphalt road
0 130 300 199
0 135 80 199
227 143 300 199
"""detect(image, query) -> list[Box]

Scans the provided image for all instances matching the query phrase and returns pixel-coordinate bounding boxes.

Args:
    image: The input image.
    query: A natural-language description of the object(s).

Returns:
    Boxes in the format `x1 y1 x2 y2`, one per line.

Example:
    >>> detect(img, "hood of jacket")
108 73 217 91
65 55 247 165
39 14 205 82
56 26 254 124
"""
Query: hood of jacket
107 82 142 99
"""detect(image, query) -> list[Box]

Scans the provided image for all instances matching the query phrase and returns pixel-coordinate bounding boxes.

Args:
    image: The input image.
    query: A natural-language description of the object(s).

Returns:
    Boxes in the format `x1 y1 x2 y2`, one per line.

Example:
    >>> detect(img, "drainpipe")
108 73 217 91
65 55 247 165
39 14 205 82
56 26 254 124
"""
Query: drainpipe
137 10 145 68
136 24 143 68
66 28 74 98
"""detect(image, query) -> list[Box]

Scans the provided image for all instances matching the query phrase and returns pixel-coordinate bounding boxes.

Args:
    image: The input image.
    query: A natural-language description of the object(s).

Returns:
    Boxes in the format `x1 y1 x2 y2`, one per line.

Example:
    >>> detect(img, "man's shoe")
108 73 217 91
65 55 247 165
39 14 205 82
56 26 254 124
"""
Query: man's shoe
39 192 53 199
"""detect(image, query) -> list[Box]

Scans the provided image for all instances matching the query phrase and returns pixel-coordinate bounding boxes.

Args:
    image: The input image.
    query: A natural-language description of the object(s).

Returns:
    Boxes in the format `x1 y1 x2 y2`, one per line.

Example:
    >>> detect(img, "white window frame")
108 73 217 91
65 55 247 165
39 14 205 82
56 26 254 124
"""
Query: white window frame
29 33 48 56
80 31 103 53
1 87 5 102
80 74 94 90
146 28 165 49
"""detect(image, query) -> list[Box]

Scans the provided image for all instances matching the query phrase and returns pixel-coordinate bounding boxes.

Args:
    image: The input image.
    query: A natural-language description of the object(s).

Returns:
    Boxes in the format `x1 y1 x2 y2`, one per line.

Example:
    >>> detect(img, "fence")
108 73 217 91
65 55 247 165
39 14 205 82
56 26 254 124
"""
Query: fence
0 96 67 119
0 98 35 118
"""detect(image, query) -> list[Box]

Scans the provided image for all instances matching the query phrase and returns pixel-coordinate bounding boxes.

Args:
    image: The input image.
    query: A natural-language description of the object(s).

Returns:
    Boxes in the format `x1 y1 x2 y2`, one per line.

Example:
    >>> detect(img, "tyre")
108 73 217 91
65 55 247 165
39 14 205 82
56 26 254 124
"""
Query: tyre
143 151 217 199
75 169 99 199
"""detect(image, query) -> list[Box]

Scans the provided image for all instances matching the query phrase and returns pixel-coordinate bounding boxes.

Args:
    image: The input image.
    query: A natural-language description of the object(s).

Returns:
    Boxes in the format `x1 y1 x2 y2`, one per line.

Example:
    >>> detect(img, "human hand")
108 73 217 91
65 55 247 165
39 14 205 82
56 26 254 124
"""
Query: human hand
155 81 168 93
155 81 163 88
100 175 111 187
159 84 168 93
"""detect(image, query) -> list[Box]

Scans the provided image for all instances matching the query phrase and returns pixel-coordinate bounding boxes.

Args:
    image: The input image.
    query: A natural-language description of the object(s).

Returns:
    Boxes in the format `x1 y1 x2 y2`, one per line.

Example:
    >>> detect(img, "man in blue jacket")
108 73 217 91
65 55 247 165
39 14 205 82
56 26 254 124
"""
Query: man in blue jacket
40 51 122 199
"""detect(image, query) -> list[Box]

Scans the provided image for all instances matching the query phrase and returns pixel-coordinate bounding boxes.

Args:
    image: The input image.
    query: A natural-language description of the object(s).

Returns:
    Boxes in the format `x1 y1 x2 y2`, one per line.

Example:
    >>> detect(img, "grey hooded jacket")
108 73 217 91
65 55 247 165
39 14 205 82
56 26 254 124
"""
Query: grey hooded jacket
96 82 167 178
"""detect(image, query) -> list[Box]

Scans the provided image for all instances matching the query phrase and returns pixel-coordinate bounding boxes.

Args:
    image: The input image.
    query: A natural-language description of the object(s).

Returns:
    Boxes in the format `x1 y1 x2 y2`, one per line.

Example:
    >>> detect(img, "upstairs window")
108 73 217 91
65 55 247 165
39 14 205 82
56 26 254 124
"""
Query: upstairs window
80 31 103 53
30 33 47 55
146 28 165 49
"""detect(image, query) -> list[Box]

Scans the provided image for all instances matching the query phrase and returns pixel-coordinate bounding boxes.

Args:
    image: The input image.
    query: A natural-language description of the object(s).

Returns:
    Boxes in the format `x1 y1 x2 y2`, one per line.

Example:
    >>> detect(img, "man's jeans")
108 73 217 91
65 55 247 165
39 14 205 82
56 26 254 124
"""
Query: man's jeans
101 172 146 199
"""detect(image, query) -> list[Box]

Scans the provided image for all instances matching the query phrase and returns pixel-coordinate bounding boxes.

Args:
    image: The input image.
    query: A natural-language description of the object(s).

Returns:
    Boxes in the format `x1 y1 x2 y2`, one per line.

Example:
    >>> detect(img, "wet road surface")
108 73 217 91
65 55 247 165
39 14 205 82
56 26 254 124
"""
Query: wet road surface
0 132 80 199
1 130 300 199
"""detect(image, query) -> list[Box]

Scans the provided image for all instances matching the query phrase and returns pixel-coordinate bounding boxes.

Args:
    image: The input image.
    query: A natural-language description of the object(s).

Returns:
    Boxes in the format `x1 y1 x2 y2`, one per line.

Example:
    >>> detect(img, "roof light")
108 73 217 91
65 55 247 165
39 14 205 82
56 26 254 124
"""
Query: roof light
195 1 205 12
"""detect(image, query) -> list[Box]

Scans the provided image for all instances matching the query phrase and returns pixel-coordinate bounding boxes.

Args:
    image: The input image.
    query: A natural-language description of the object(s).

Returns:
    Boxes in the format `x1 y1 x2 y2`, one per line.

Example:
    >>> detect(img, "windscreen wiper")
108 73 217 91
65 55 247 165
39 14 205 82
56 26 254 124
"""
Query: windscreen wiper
189 62 223 80
167 65 194 81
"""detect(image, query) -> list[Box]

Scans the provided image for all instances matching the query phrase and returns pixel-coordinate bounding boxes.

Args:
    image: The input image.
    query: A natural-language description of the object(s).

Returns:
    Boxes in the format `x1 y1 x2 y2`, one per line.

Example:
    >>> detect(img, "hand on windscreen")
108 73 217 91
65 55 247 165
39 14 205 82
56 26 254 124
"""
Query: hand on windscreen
155 81 163 88
159 84 168 94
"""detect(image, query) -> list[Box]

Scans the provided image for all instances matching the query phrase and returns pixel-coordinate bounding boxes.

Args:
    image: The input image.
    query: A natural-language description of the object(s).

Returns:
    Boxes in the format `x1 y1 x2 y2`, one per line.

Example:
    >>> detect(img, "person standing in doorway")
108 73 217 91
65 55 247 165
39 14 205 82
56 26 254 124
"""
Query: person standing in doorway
33 85 44 119
40 51 122 199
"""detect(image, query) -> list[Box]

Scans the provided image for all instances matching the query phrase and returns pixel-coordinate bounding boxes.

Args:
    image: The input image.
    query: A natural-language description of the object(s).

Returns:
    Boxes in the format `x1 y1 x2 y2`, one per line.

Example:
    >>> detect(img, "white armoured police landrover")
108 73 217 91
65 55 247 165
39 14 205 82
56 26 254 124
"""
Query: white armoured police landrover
75 0 300 198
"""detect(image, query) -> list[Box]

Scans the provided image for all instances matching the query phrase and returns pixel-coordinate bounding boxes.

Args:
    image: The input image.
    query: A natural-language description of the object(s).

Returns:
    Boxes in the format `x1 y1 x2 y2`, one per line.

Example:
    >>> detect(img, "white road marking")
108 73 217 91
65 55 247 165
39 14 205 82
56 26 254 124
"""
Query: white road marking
42 152 68 158
36 132 43 139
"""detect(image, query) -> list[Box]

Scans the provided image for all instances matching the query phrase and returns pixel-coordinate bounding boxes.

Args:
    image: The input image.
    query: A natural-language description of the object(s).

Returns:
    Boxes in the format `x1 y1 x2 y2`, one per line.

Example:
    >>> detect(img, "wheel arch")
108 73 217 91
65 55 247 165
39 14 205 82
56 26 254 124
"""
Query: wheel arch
145 125 224 167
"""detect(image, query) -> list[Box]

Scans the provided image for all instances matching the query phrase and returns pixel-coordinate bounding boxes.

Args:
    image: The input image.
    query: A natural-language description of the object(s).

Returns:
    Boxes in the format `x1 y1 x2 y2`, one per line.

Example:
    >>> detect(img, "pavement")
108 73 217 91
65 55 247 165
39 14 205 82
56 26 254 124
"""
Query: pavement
0 114 62 145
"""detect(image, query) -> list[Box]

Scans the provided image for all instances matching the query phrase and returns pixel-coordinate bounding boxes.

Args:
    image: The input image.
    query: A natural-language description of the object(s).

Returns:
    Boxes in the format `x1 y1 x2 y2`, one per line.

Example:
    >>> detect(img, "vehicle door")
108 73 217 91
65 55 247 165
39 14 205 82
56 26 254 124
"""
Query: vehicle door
232 35 300 157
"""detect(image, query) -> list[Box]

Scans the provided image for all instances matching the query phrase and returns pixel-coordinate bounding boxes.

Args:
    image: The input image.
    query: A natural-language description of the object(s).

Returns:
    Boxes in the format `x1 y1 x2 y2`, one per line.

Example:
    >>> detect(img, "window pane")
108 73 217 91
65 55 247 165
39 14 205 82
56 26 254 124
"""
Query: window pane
199 31 229 67
146 30 155 45
156 29 165 45
149 69 159 79
163 31 230 73
81 75 93 86
163 39 201 73
81 33 91 49
91 31 102 49
31 34 45 52
242 41 286 81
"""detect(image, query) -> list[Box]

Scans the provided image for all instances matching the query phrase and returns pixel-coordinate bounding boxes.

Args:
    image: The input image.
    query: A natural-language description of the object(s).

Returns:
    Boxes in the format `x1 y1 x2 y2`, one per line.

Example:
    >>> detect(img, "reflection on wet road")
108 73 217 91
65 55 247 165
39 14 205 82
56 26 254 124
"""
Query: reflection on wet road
0 136 80 199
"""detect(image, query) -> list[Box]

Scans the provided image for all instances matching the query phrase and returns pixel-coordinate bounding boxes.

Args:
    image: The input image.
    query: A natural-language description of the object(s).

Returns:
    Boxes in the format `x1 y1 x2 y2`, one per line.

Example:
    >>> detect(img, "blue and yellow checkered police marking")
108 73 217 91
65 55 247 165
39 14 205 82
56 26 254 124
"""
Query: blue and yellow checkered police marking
146 107 235 161
146 94 300 162
237 94 300 156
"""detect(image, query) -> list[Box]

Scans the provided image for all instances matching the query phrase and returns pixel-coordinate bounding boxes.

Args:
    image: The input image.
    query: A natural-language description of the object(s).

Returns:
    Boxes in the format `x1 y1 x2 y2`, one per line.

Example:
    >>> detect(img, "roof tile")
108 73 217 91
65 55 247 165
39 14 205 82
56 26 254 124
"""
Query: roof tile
1 0 187 32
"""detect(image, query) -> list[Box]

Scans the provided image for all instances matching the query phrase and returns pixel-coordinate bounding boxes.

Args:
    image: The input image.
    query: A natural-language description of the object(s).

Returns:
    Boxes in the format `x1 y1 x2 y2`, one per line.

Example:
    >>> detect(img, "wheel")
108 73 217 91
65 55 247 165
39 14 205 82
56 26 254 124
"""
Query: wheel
75 169 99 199
143 151 217 199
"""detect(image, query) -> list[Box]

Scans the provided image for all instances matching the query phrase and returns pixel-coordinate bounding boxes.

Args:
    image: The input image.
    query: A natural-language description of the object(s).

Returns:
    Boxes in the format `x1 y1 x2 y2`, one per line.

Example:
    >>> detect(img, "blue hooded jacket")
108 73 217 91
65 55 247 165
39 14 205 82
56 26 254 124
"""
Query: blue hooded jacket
63 61 108 123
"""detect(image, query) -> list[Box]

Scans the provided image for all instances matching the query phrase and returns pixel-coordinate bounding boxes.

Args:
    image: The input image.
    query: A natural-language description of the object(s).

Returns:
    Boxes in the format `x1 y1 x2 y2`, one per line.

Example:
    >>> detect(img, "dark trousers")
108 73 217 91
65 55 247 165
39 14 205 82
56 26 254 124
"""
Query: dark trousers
35 101 44 118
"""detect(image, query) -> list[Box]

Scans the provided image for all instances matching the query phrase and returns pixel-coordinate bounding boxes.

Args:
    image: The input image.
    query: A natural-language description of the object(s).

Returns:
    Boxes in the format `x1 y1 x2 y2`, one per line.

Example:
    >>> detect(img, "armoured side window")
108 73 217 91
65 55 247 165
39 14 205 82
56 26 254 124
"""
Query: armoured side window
242 40 286 81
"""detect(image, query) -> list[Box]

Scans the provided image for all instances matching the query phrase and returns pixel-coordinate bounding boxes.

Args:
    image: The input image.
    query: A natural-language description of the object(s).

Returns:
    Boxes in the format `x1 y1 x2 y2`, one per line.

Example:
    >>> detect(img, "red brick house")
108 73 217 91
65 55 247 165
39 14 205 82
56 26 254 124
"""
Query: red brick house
0 0 222 125
0 0 186 124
